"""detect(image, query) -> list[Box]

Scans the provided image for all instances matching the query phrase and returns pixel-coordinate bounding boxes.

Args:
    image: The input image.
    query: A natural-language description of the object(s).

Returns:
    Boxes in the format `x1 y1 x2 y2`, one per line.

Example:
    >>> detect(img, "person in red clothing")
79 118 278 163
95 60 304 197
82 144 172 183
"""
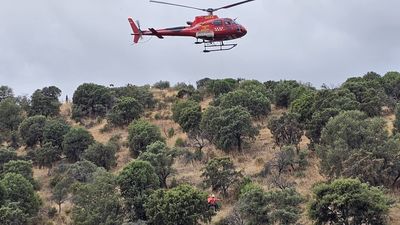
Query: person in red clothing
207 194 220 211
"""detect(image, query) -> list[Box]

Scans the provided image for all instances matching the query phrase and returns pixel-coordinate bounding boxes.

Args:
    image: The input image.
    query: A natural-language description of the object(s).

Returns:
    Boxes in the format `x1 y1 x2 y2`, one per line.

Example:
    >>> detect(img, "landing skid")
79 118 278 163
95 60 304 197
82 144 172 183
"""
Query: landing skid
195 40 237 53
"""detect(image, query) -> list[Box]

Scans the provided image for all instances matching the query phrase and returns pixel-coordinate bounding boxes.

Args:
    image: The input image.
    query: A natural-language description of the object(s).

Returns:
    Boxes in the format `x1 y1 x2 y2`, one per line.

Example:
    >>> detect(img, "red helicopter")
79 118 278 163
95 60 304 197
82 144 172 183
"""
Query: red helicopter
128 0 255 53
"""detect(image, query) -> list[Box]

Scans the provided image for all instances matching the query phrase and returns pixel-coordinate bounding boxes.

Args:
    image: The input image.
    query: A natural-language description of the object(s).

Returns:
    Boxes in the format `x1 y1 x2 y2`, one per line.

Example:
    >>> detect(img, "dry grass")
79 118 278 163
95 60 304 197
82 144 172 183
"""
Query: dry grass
385 114 396 135
33 167 73 225
388 192 400 224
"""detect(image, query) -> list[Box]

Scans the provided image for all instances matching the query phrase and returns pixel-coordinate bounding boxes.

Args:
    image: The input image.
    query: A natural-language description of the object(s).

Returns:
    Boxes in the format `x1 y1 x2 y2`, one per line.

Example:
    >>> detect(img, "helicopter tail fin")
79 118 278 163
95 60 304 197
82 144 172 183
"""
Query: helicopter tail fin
128 17 142 44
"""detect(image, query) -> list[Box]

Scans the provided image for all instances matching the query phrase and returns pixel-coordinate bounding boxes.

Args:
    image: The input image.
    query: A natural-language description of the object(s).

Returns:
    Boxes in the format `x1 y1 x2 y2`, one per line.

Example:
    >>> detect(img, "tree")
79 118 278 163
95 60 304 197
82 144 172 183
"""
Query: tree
267 113 303 151
303 88 360 148
207 79 237 97
0 86 13 102
107 97 143 127
112 85 156 109
202 157 241 196
319 111 389 178
382 71 400 103
0 98 23 143
18 115 47 148
29 86 61 117
217 89 271 118
201 106 259 151
62 127 94 162
305 108 340 149
0 173 41 216
273 80 302 108
72 83 113 120
117 160 159 220
394 103 400 134
260 146 296 179
71 171 123 225
0 203 28 225
238 80 269 98
196 77 212 90
237 184 303 225
127 119 165 157
36 142 61 174
342 74 386 117
138 141 176 188
0 148 17 171
82 142 117 170
308 178 391 225
152 81 170 89
145 184 213 225
320 111 386 150
2 160 34 185
43 118 70 150
52 177 70 213
64 160 100 183
289 92 315 123
172 100 202 133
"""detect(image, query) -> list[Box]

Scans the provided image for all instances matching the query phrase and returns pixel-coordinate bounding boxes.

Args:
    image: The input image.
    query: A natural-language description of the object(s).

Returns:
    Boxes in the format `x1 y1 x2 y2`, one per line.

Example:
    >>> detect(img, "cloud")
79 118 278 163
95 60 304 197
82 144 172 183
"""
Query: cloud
1 0 399 96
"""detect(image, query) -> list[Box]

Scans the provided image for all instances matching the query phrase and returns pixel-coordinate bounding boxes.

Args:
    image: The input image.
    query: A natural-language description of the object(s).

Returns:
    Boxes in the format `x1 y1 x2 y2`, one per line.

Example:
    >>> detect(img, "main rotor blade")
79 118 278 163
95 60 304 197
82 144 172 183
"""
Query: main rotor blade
213 0 255 12
149 0 206 12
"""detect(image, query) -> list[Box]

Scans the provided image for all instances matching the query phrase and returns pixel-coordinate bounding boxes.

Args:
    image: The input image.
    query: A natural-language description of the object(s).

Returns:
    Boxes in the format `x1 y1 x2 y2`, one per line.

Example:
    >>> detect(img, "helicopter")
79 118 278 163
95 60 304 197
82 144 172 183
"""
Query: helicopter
128 0 255 53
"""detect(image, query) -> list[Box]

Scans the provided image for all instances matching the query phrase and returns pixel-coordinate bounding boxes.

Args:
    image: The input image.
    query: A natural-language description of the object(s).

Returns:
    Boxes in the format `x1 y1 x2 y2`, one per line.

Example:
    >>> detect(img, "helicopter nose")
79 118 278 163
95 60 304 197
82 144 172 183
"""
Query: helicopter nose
237 25 247 37
241 26 247 35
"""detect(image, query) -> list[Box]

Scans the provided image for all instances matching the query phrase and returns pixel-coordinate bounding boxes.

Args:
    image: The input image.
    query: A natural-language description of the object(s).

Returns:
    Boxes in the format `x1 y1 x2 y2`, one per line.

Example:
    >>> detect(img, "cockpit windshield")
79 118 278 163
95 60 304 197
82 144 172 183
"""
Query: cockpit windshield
224 19 235 25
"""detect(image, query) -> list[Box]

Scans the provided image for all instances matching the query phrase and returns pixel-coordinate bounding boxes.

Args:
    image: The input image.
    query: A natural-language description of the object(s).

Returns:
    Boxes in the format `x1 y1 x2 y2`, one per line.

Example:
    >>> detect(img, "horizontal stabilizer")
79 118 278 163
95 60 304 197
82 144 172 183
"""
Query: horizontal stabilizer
149 28 164 39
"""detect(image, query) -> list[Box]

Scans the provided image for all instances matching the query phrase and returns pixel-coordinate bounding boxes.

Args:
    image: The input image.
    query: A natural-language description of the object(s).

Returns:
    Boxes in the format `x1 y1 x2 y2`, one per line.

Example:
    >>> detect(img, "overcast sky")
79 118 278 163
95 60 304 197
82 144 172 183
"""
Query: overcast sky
1 0 400 97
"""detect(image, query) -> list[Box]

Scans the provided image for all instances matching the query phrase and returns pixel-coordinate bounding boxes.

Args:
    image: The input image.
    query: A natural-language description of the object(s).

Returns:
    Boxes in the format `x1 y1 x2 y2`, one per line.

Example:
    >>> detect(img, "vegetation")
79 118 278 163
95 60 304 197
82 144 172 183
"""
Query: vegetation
117 160 159 220
71 171 123 225
3 72 400 225
202 157 241 196
127 119 165 157
62 127 95 162
172 100 202 133
215 89 271 118
201 106 259 151
145 184 213 225
72 83 113 121
237 186 303 225
267 112 303 150
0 98 23 144
29 86 62 117
138 141 177 188
107 97 143 127
19 115 47 148
308 178 391 224
82 142 117 170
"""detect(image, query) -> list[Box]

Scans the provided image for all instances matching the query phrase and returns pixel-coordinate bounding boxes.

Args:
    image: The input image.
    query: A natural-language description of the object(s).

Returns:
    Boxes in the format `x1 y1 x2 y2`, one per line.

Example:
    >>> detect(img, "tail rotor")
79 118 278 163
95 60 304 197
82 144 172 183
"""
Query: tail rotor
128 17 142 44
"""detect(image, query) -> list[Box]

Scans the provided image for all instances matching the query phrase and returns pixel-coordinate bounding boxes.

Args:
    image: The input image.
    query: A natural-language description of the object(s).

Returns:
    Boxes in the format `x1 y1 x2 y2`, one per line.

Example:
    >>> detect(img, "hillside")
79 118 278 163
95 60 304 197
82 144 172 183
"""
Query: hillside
30 88 400 225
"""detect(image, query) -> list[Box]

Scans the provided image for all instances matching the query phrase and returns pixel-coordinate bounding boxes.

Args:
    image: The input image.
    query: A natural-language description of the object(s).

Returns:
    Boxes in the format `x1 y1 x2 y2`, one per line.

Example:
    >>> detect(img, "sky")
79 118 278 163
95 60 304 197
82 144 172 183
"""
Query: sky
1 0 400 98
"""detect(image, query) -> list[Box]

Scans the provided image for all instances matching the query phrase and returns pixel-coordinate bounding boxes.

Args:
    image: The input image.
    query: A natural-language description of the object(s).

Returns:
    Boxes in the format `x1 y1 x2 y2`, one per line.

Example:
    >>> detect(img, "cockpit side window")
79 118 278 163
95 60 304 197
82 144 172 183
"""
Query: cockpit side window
213 20 223 26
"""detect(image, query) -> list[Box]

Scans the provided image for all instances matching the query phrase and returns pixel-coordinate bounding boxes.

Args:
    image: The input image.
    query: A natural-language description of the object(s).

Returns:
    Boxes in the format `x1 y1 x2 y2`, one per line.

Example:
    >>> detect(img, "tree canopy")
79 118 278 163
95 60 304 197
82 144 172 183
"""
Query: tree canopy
72 83 113 120
308 178 391 225
201 106 259 151
145 184 213 225
29 86 61 117
62 127 94 162
127 119 165 157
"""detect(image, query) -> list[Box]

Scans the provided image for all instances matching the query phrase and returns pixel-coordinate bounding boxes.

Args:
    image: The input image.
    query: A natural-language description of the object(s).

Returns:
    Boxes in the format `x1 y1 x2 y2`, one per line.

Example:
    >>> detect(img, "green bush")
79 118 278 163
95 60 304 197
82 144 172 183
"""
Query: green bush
174 138 186 147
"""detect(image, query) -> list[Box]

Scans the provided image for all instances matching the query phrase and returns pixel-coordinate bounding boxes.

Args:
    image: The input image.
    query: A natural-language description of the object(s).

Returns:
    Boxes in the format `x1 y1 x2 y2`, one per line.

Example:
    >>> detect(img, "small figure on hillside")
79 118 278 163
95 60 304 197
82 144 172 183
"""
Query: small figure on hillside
65 95 69 103
207 194 221 211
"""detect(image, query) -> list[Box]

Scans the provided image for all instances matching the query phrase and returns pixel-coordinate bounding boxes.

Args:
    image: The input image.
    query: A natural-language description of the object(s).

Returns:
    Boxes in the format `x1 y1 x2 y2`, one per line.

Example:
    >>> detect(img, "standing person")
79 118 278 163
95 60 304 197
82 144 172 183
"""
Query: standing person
207 194 220 211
